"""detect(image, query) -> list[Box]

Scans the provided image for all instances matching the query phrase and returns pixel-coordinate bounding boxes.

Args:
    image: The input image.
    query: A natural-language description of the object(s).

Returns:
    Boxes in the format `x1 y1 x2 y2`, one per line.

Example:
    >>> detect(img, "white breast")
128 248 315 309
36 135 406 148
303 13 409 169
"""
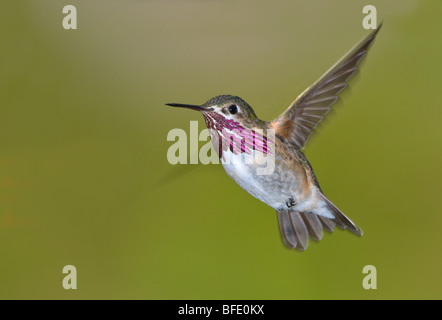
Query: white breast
221 151 287 210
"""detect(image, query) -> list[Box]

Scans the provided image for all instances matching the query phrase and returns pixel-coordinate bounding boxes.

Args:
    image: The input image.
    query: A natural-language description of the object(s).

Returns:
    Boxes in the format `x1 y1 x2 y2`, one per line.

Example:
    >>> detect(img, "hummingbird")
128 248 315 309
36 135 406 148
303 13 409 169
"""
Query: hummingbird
166 26 381 251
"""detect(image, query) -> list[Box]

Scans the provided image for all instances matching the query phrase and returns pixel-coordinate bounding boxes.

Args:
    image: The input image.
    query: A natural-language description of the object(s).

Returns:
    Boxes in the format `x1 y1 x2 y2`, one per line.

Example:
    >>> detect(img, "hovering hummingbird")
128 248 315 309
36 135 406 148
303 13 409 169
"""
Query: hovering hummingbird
167 26 381 251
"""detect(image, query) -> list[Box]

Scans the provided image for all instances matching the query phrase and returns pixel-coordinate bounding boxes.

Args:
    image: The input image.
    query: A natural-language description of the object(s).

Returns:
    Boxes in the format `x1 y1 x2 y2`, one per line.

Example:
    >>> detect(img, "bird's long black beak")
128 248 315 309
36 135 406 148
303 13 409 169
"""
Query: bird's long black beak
166 103 213 112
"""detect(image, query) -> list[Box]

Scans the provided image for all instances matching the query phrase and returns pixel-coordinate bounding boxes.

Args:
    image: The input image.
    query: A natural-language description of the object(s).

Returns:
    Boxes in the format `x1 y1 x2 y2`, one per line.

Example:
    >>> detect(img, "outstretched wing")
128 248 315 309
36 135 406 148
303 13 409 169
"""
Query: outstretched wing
271 24 382 149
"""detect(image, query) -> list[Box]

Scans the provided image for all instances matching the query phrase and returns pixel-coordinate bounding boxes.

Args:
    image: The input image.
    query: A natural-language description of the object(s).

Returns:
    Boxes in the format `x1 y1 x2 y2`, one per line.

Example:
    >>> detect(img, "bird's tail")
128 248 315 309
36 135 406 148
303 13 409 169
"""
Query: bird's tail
277 194 362 251
320 193 363 236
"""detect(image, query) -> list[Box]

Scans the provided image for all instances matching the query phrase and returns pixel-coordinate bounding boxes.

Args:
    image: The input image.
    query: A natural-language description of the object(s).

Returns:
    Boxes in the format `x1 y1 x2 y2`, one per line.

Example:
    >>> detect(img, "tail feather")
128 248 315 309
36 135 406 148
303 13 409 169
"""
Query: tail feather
289 211 309 250
300 212 323 241
320 193 363 236
278 209 298 249
277 210 309 250
277 195 362 251
318 216 336 233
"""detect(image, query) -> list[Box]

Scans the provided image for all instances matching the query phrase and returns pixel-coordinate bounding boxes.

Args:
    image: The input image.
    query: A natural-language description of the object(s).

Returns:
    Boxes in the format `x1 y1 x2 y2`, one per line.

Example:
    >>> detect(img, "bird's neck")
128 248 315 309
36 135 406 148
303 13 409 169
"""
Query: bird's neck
203 113 273 158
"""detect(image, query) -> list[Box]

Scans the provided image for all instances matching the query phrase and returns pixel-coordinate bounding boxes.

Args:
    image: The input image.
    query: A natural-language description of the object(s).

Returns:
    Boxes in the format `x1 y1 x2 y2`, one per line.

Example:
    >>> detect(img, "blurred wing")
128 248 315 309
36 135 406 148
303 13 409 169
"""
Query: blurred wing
271 24 382 149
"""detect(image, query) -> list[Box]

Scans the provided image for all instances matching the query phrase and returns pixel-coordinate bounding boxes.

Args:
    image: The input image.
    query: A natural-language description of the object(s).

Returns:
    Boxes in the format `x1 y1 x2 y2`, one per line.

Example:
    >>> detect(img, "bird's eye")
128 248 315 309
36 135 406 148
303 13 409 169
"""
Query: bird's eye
228 105 238 115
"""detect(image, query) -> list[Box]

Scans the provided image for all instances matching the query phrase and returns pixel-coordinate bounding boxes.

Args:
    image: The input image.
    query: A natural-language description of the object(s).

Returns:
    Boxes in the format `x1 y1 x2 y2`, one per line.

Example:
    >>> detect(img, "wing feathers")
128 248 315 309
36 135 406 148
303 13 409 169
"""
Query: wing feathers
271 24 382 149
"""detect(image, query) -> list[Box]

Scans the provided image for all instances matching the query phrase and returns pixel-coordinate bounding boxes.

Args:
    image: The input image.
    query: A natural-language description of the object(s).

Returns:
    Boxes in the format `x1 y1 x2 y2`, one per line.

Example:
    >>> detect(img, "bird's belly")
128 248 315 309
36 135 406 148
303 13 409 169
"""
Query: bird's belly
221 151 300 210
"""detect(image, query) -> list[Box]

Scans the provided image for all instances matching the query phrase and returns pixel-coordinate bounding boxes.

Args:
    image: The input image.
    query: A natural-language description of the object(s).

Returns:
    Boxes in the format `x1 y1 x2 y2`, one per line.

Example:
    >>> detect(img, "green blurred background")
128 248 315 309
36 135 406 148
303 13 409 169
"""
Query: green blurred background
0 0 440 299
